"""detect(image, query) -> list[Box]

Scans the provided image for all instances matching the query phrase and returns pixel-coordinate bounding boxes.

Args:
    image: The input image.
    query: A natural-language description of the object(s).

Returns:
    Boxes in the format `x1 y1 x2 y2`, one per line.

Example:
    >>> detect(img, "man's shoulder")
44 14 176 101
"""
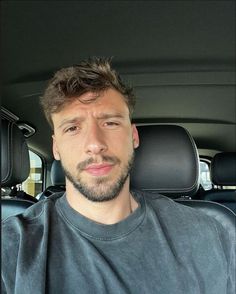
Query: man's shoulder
2 192 64 231
134 190 228 232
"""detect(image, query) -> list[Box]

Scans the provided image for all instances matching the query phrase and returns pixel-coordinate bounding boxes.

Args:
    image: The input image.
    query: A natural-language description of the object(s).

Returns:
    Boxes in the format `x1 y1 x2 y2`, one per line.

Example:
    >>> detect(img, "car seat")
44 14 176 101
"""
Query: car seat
202 152 236 214
131 125 199 198
1 118 37 220
37 160 65 200
130 125 235 241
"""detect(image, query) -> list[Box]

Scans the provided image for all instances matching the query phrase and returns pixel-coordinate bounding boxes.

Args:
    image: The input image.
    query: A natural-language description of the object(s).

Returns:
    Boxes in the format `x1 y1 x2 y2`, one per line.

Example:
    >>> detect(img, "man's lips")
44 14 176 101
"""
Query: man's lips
84 163 114 176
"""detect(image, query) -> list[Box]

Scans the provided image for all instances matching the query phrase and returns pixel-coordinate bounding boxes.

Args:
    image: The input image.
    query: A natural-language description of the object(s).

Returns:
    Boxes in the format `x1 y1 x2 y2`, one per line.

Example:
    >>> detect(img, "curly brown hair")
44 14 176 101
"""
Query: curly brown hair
40 57 136 129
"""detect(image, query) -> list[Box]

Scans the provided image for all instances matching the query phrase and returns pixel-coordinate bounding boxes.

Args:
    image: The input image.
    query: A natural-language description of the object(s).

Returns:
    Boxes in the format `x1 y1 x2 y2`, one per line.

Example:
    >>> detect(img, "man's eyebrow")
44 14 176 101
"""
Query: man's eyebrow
96 113 125 119
57 117 84 129
57 113 125 129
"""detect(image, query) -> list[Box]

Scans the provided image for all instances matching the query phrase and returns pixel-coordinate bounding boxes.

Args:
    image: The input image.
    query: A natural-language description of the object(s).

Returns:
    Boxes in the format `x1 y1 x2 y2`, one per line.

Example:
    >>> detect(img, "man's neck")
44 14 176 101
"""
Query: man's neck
65 180 138 225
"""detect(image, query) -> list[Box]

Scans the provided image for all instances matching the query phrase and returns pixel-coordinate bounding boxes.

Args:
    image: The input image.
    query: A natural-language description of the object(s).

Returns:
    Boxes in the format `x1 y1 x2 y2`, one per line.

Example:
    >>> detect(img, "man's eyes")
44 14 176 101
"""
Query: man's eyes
64 126 80 133
103 121 120 128
63 121 120 133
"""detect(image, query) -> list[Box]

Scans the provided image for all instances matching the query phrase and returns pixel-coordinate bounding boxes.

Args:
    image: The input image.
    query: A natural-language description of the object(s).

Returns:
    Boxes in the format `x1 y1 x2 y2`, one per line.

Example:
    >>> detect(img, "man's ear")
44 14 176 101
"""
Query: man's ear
52 135 60 160
132 125 139 149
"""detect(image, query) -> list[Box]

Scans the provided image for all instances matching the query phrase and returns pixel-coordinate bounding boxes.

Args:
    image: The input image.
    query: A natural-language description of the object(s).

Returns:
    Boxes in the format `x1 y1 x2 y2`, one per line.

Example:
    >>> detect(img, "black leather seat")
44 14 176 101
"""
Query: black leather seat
202 152 236 214
37 160 65 200
130 125 235 239
1 118 37 220
131 125 199 198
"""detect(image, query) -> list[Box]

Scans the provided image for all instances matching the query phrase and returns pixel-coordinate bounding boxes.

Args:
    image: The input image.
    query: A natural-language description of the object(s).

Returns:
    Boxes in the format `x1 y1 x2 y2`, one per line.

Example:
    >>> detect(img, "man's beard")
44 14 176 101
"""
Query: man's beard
61 152 135 202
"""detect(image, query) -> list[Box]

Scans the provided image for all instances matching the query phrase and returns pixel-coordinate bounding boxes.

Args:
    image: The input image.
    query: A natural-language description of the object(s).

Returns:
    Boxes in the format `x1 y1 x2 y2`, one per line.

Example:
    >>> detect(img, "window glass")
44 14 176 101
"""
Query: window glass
199 161 212 191
22 150 43 196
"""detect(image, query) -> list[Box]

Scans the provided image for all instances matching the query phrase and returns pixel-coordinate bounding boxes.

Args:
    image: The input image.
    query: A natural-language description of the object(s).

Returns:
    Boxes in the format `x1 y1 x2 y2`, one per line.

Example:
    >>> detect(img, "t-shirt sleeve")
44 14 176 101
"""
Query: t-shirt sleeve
227 242 236 294
1 275 7 294
216 220 236 294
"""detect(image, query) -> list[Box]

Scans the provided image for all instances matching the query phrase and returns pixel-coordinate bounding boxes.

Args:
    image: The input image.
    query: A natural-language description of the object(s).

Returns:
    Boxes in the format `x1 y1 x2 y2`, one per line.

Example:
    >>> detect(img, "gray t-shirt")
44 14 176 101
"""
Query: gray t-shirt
2 191 235 294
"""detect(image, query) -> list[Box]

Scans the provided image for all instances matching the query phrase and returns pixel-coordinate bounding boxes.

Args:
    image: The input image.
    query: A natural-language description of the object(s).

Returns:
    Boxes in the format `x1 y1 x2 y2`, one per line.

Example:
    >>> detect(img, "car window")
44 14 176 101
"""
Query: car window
22 150 43 197
200 161 212 191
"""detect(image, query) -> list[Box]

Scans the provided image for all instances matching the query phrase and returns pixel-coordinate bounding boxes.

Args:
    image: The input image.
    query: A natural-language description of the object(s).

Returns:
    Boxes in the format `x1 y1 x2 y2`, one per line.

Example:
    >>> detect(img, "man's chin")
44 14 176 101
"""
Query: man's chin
76 186 120 202
74 180 121 202
71 172 129 202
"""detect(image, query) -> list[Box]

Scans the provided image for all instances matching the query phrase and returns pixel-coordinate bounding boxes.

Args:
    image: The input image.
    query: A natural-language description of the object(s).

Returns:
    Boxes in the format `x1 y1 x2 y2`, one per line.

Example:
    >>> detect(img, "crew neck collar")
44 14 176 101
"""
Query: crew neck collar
56 190 146 241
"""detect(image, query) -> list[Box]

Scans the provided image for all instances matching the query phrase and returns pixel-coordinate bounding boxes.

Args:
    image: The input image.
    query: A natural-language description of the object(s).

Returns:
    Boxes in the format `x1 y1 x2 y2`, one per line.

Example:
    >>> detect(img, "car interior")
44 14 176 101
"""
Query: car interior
1 0 236 229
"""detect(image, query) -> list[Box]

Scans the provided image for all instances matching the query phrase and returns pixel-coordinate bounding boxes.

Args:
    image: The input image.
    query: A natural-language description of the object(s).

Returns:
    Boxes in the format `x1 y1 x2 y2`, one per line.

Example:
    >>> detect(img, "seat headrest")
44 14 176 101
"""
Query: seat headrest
51 160 65 186
130 125 199 198
1 119 30 187
211 152 236 186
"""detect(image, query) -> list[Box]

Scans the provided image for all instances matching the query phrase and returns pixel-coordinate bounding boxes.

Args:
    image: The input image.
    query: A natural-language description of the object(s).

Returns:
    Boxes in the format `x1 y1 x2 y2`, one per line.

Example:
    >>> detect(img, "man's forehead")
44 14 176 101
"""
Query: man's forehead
52 89 129 124
77 91 100 103
72 89 127 107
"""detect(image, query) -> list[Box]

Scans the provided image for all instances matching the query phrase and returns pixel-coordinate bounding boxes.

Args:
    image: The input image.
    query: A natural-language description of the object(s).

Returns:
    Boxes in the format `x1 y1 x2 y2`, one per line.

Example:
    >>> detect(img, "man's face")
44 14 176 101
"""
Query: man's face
52 89 139 202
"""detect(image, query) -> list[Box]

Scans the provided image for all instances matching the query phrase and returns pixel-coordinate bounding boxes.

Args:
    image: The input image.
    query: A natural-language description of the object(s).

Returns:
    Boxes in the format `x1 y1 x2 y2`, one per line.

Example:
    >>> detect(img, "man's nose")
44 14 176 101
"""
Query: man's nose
85 124 108 155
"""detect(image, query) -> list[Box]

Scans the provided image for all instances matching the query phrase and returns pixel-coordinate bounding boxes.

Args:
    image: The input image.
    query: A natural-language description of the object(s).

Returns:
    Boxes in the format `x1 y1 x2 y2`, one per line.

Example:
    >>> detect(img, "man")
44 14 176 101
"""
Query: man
2 58 235 294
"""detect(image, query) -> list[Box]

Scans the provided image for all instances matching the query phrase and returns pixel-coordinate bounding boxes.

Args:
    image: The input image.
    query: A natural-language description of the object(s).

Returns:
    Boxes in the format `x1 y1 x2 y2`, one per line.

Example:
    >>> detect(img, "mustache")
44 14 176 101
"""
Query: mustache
77 155 121 171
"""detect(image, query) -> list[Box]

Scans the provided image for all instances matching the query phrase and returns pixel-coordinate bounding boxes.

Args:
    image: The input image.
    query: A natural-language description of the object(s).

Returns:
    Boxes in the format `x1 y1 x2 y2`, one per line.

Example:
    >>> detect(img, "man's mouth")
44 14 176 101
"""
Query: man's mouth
84 163 114 176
